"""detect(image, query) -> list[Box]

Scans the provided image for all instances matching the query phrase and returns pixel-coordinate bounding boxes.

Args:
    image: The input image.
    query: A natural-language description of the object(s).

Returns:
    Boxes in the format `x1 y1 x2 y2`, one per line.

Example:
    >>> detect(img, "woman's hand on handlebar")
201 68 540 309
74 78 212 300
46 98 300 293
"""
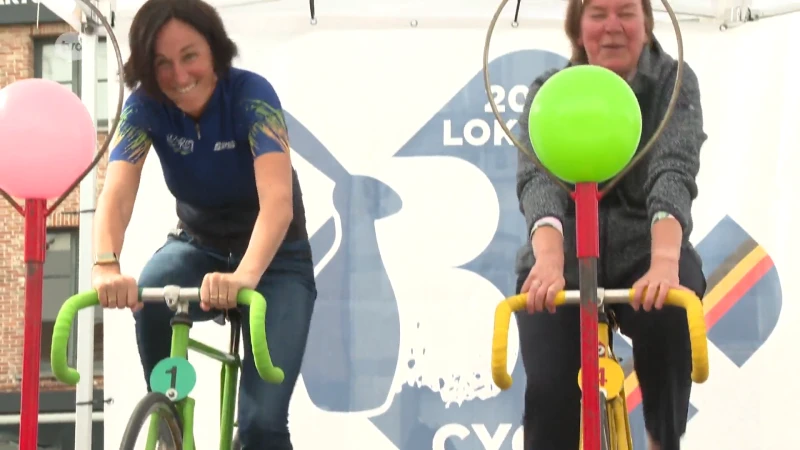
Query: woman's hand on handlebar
631 256 690 311
521 255 565 314
199 270 258 312
92 265 141 311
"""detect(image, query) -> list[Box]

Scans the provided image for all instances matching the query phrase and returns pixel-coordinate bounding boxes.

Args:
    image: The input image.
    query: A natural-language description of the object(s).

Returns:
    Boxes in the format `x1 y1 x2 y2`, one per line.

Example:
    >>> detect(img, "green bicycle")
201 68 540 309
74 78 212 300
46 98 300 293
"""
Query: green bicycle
50 285 284 449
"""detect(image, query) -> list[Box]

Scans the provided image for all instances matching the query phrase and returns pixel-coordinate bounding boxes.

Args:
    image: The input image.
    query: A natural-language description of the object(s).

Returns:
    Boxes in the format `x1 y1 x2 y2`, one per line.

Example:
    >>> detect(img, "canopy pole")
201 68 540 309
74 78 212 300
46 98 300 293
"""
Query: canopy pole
74 11 98 450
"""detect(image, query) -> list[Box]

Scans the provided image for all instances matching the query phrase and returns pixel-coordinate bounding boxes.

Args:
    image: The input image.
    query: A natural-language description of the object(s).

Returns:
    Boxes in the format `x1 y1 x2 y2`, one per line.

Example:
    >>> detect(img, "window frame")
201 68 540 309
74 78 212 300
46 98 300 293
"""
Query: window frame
33 36 109 131
0 413 104 450
37 228 103 378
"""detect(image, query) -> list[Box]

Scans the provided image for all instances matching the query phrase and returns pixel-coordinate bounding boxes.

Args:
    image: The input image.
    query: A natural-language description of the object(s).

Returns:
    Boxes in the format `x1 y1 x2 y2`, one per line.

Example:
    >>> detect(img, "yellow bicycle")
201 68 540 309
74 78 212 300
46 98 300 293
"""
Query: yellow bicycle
492 287 709 449
481 0 696 446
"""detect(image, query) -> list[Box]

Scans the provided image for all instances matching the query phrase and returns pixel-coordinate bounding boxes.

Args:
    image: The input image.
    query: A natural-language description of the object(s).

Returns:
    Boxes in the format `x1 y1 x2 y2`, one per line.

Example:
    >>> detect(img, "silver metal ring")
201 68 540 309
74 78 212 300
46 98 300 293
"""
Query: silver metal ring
482 0 684 195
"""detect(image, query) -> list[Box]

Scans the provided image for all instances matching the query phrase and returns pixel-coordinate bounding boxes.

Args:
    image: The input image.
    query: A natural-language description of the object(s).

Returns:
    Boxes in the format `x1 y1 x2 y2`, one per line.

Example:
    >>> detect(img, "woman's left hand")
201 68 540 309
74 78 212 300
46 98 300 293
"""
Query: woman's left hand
631 257 690 312
200 271 260 311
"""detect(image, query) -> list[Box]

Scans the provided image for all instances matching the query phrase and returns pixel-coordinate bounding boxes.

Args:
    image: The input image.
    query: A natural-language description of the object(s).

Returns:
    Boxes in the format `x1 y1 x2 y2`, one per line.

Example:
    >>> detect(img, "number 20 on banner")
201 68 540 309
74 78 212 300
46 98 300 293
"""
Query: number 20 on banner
443 84 530 147
484 84 529 114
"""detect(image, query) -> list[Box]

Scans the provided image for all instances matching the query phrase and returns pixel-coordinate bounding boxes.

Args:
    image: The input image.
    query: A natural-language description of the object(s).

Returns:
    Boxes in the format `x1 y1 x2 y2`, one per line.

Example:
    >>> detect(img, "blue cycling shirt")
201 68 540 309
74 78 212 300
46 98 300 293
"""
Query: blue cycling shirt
108 67 309 252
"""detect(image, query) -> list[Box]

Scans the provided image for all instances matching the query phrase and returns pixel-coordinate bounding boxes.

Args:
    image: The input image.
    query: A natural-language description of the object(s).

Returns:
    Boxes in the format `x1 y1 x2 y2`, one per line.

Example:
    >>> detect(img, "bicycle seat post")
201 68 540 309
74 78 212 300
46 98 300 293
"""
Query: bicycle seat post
573 182 602 450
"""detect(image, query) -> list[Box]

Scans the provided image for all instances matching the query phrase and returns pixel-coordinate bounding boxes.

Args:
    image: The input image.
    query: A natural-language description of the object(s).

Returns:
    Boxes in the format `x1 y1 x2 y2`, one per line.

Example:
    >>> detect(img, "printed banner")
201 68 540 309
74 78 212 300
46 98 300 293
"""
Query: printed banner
105 22 793 450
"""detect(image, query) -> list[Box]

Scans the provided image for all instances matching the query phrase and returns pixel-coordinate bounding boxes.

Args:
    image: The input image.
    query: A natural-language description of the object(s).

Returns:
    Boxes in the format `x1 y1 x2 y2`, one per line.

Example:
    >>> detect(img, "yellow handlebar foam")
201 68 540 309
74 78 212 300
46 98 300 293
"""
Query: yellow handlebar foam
490 288 708 390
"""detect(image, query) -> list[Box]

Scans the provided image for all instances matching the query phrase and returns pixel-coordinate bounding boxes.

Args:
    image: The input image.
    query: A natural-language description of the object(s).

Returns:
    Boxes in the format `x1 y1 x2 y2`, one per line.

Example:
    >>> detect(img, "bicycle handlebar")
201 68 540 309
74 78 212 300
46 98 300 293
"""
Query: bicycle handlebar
491 288 709 391
50 287 285 386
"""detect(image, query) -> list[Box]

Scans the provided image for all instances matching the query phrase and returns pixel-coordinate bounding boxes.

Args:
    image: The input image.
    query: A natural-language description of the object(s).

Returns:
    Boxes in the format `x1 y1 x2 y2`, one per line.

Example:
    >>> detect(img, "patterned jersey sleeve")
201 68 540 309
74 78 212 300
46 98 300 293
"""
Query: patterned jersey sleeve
108 92 153 165
237 74 290 158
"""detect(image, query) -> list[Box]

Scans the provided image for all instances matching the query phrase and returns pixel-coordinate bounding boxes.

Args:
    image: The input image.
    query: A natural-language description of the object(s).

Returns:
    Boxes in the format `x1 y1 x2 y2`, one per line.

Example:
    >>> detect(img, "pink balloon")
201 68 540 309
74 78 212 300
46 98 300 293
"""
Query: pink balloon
0 78 96 199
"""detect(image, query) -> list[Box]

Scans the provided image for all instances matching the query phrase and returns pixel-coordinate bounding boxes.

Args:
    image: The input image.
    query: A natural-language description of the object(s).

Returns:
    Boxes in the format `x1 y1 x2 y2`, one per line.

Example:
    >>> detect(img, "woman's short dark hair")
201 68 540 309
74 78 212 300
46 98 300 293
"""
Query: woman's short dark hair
123 0 238 101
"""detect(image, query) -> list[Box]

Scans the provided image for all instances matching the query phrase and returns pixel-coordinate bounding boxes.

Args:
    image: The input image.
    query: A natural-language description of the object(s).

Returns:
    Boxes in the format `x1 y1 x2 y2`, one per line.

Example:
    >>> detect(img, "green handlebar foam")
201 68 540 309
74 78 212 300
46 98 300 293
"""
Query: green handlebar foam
237 289 284 384
49 287 284 386
50 290 100 385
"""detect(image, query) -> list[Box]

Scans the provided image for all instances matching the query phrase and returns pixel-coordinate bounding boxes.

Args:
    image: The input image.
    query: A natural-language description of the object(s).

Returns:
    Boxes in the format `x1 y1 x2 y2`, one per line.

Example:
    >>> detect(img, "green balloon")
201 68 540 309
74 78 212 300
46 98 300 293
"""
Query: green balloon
527 65 642 183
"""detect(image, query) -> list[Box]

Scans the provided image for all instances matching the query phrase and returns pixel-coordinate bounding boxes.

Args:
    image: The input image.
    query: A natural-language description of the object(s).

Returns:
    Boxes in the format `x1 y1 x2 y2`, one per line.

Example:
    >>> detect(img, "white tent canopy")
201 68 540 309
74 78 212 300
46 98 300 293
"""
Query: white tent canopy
18 0 800 449
107 0 797 18
38 0 800 30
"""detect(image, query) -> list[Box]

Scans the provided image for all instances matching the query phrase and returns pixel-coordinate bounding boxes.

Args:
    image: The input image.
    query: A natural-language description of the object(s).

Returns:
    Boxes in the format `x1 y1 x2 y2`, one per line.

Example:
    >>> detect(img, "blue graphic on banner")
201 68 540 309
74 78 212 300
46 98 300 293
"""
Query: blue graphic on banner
287 49 784 450
287 111 403 413
368 49 567 450
290 48 567 449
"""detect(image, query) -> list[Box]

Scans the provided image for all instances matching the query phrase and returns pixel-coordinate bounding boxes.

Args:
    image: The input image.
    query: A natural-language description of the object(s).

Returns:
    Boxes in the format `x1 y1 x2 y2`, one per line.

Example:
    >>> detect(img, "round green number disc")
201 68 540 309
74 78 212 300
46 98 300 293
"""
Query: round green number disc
528 65 642 183
150 357 197 402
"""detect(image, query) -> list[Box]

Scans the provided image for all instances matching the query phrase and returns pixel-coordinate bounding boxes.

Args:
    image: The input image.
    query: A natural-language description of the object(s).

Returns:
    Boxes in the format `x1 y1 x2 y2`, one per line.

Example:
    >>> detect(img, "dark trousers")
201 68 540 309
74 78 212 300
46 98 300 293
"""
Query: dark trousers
515 248 706 450
133 231 317 449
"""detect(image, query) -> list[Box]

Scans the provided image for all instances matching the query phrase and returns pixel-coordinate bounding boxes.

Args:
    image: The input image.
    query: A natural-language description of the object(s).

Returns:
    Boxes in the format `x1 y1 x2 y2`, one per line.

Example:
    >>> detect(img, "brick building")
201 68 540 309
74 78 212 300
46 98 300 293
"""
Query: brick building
1 1 108 448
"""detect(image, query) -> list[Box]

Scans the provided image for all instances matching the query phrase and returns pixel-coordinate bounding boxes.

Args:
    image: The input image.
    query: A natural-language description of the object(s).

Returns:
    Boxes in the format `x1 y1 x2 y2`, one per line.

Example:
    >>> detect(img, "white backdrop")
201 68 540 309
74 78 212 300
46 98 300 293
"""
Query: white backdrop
100 6 800 450
109 0 797 21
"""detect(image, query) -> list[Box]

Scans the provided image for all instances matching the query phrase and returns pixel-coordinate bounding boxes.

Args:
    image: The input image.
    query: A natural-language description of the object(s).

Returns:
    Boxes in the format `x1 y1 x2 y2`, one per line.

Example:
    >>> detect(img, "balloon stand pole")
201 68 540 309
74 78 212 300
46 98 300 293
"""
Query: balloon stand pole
19 198 47 450
573 182 601 450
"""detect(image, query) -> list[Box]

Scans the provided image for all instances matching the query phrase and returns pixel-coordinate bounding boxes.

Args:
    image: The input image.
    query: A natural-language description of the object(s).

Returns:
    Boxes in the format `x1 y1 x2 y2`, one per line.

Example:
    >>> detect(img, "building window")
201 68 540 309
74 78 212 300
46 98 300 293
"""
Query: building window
40 229 103 376
0 415 103 450
34 36 109 130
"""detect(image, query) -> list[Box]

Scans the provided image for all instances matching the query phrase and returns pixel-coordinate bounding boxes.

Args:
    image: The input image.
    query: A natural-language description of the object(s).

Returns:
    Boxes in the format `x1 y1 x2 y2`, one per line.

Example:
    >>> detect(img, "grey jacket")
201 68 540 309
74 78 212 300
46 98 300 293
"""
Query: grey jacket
515 39 707 286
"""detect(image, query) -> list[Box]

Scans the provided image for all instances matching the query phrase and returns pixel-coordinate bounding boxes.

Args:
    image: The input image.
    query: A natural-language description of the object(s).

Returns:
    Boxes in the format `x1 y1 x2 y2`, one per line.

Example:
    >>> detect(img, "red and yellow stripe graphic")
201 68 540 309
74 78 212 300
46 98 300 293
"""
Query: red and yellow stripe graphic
624 245 775 411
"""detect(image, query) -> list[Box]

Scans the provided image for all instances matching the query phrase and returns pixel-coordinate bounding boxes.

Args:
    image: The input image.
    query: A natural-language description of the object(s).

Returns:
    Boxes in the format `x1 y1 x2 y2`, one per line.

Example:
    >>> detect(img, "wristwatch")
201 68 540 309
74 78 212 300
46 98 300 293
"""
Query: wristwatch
530 216 564 240
94 251 119 266
651 211 675 226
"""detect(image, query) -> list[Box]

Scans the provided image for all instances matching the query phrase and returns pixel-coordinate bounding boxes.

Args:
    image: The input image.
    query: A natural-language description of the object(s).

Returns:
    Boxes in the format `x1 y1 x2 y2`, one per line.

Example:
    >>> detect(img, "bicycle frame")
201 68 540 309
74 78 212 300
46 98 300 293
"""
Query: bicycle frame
491 285 708 449
143 306 243 450
601 308 634 450
50 287 283 450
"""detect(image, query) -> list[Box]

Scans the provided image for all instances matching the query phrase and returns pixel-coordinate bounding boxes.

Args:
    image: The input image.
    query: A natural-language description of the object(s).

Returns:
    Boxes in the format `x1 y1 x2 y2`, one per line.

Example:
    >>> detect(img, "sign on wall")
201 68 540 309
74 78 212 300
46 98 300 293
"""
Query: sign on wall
0 0 62 25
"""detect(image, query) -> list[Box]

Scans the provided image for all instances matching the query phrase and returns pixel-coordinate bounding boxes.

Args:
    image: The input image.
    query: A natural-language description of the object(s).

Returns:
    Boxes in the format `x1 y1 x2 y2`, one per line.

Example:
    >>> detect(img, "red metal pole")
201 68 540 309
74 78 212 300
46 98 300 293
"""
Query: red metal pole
574 183 601 450
19 198 47 450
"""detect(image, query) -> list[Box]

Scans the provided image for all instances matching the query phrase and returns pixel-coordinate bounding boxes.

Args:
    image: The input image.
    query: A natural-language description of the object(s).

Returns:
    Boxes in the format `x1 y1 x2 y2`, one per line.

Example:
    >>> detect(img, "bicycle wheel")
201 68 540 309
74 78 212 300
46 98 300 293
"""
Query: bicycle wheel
120 392 183 450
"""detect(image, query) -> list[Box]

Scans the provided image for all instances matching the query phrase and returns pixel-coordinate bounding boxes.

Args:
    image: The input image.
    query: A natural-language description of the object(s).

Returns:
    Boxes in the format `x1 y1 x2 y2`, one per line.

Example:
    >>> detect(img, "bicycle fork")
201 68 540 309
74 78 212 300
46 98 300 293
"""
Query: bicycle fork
220 311 242 448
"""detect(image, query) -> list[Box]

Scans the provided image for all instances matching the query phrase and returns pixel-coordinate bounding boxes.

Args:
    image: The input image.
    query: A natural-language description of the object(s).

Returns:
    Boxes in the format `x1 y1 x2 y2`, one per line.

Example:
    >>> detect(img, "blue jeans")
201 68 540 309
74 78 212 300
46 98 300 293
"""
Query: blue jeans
133 231 317 450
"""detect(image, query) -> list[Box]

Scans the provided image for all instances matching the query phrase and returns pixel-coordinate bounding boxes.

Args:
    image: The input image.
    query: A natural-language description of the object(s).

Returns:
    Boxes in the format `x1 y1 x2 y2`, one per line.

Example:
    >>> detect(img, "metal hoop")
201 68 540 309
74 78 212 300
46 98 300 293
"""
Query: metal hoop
0 0 125 215
482 0 685 195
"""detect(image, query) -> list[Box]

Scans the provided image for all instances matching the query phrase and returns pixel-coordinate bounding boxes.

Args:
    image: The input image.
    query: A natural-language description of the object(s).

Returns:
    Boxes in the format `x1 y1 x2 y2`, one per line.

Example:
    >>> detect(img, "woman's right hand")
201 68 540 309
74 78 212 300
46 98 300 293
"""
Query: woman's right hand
521 255 565 314
92 266 141 311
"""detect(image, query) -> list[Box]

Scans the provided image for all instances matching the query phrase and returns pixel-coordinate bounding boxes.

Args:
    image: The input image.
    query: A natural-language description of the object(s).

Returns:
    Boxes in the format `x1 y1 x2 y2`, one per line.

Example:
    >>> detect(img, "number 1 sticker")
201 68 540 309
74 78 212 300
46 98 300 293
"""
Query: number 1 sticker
150 357 197 402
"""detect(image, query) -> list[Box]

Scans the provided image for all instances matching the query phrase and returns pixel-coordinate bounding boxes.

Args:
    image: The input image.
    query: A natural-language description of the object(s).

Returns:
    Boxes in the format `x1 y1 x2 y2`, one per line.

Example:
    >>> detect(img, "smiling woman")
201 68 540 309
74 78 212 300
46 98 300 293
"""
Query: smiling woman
90 0 318 449
151 19 218 117
122 0 237 116
514 0 708 450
